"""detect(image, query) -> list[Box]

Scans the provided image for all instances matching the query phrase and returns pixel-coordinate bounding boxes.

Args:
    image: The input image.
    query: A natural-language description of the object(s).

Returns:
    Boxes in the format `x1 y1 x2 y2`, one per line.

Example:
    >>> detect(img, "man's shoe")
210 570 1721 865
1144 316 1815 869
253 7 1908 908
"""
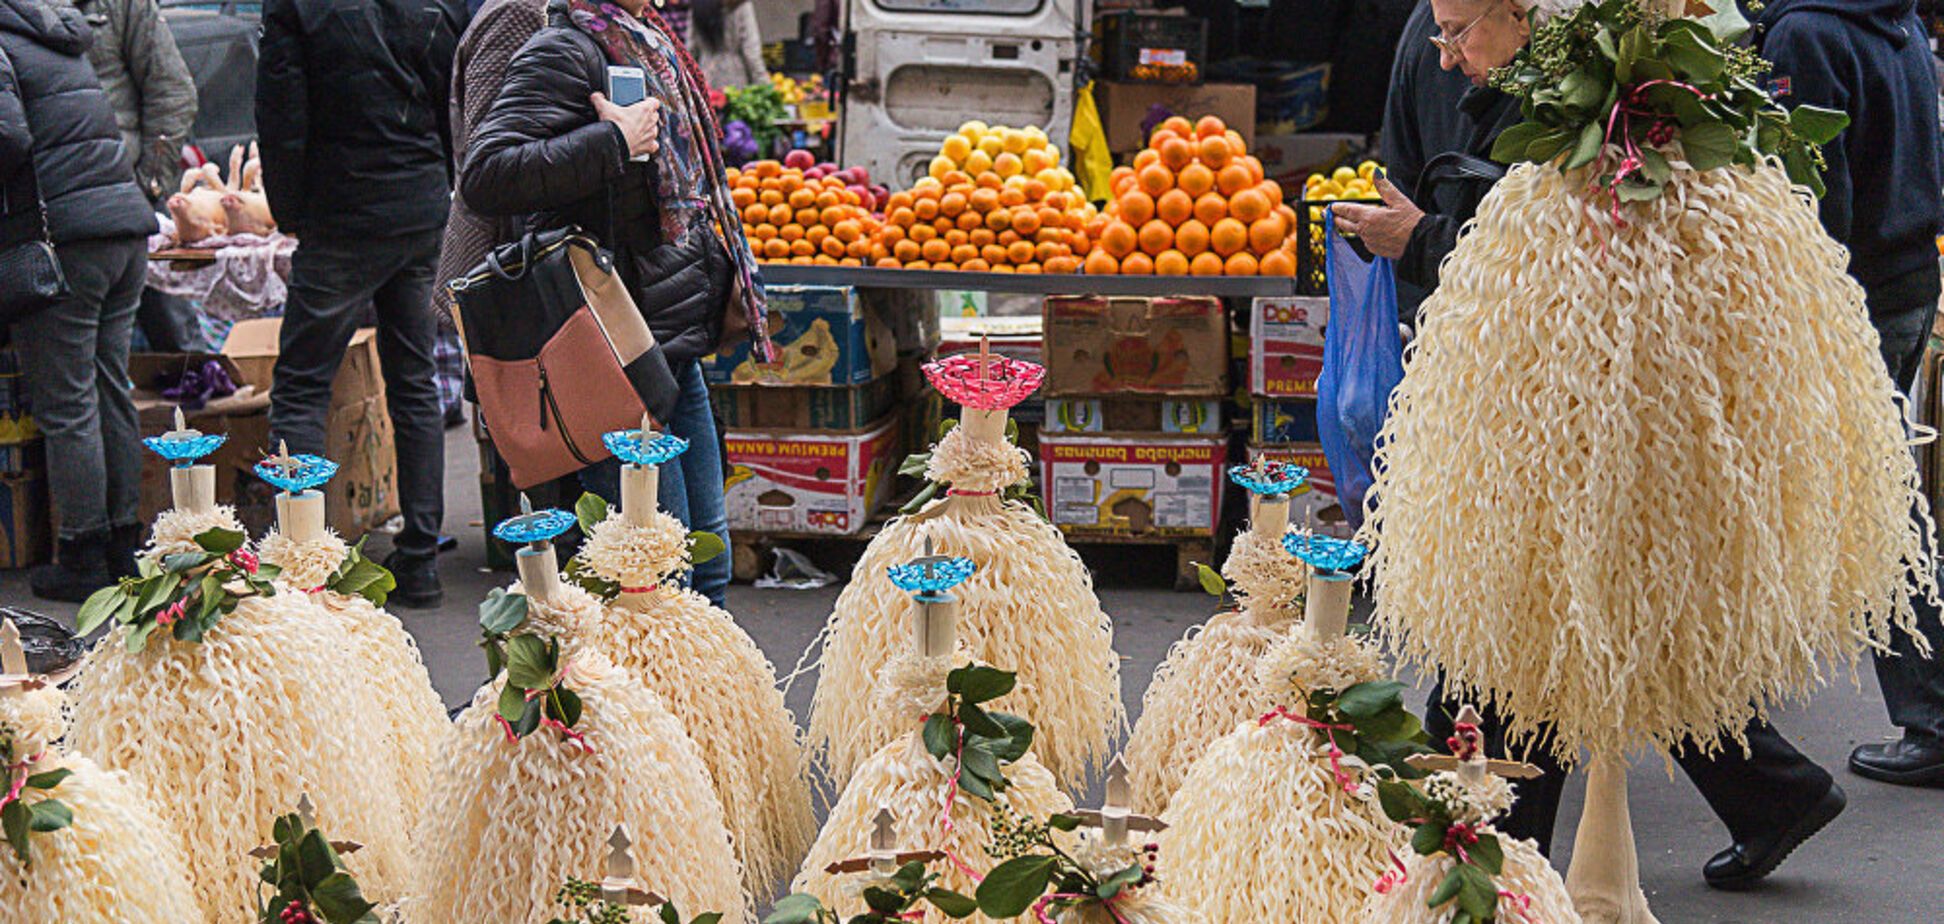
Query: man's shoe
30 534 115 604
1702 781 1846 891
1849 737 1944 788
382 551 444 610
107 523 143 578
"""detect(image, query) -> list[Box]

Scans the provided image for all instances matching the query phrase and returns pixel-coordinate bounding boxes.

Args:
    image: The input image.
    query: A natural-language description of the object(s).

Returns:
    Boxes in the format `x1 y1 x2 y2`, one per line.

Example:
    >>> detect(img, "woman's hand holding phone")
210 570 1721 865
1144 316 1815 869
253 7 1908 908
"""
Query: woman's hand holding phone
591 92 661 159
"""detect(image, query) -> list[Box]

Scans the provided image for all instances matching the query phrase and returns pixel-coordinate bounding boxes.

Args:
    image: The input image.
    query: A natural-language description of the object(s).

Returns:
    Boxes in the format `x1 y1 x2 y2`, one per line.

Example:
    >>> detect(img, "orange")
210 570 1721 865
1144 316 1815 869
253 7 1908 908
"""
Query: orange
1193 193 1228 227
1190 251 1225 276
875 257 902 269
1110 166 1136 195
1044 191 1070 212
1133 148 1161 171
1174 219 1210 257
1100 221 1138 258
750 223 778 241
1211 218 1249 257
1177 163 1216 198
1249 215 1288 254
1255 179 1285 204
1039 207 1065 232
940 192 968 218
1045 255 1081 274
888 207 916 228
1161 115 1194 139
893 239 921 262
1023 179 1050 202
1159 136 1194 172
943 169 972 188
1156 189 1194 227
806 225 830 247
879 224 906 246
999 187 1028 208
1136 164 1174 198
814 190 840 209
1216 165 1253 197
945 229 970 248
731 187 757 209
1084 249 1120 274
762 238 790 259
790 239 815 257
887 191 914 213
933 261 958 272
970 228 996 248
1137 219 1174 256
1121 252 1155 275
921 239 951 263
1224 130 1247 158
765 203 792 225
743 202 768 225
970 188 1000 214
1241 156 1265 184
1230 189 1271 224
1154 250 1189 276
985 209 1012 232
909 223 937 243
1010 208 1042 236
833 219 863 243
982 244 1009 265
1224 252 1259 275
789 255 814 265
905 260 930 270
953 211 979 231
1194 115 1227 139
821 236 847 258
961 258 991 273
951 244 980 265
1198 135 1233 170
1259 249 1296 276
936 217 957 236
1119 191 1157 226
914 198 940 221
1007 240 1037 264
813 254 838 265
778 223 805 242
1016 262 1042 275
796 207 820 226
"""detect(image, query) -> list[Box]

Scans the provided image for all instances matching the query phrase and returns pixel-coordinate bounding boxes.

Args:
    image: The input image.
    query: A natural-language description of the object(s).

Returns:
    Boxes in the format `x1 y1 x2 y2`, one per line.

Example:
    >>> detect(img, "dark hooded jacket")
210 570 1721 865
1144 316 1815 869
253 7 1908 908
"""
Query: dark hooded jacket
0 0 156 246
1751 0 1944 304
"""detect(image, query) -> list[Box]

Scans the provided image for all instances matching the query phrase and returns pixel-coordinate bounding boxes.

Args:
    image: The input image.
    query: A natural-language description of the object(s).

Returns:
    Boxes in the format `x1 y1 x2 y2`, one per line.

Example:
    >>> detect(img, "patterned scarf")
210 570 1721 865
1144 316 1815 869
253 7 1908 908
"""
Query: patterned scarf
566 0 772 361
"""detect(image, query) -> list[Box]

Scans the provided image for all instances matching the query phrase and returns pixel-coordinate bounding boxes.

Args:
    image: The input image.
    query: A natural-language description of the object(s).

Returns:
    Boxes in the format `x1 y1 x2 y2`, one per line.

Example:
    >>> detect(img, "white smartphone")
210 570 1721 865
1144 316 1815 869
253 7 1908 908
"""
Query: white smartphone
606 66 652 161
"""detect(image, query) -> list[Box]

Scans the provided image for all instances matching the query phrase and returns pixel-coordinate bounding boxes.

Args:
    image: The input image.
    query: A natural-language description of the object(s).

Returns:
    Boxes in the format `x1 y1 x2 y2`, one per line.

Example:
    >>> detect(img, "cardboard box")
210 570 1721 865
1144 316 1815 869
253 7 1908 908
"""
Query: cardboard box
1042 397 1225 435
1250 296 1329 398
1044 295 1228 397
723 416 900 535
223 318 385 403
1095 80 1257 156
1246 442 1347 536
1250 397 1319 444
703 285 897 387
710 375 898 430
1040 433 1225 537
0 471 48 568
1251 132 1372 189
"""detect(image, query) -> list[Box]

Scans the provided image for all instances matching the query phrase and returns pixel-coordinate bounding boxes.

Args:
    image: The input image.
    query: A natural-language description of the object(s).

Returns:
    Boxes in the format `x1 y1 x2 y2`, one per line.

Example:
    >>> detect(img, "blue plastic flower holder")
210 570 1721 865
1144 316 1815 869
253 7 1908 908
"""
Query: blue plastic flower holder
1283 533 1367 574
253 454 338 494
492 508 578 546
604 428 689 467
143 432 227 466
1228 461 1309 497
887 556 976 596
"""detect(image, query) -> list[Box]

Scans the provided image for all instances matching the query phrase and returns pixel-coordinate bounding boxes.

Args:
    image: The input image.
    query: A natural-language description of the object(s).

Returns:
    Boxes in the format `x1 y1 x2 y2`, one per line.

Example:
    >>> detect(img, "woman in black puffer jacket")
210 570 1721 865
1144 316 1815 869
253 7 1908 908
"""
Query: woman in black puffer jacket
461 0 769 608
1 0 159 604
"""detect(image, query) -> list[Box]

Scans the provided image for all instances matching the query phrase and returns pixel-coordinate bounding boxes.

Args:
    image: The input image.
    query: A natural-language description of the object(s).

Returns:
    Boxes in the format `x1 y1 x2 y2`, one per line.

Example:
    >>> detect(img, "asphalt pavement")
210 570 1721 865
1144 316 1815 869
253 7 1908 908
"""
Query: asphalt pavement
5 422 1940 921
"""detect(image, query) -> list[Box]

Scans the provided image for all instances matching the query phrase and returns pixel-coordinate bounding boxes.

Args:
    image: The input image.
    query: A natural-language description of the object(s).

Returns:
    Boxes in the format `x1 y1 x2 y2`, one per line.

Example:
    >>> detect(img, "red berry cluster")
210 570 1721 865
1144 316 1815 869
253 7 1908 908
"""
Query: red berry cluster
1646 121 1676 148
279 900 314 924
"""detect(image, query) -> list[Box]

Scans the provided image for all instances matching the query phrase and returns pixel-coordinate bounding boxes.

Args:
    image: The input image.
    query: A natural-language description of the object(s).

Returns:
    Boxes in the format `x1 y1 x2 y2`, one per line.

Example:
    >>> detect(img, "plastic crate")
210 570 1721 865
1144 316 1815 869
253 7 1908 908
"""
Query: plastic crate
1097 11 1207 84
1293 196 1379 296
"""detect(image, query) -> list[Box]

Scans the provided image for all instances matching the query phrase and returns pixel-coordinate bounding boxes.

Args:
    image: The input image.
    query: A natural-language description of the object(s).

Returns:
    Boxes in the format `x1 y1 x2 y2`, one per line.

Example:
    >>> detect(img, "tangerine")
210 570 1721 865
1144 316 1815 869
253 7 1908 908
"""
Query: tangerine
933 261 958 272
982 244 1009 265
962 258 992 273
1230 189 1272 224
1007 240 1037 264
1136 164 1173 198
1119 190 1157 226
985 209 1012 232
1084 250 1120 274
970 188 1000 214
1255 179 1285 204
762 238 790 259
790 239 815 257
876 257 902 269
1121 252 1155 275
1194 115 1227 139
944 229 969 248
1158 136 1195 171
1193 193 1228 226
1137 220 1174 256
956 211 983 232
1216 165 1253 197
1156 189 1194 226
970 228 996 248
1100 221 1138 258
914 198 940 221
921 239 951 263
778 223 805 242
1190 251 1225 276
1249 216 1288 254
1177 163 1216 198
1259 249 1296 276
940 192 968 218
1224 252 1259 275
1045 255 1081 274
1161 115 1194 138
1241 155 1265 184
1174 219 1211 257
1134 148 1161 171
1154 250 1190 276
1011 208 1042 236
909 223 937 243
731 187 757 209
951 244 980 264
1224 130 1247 158
1198 135 1233 170
1211 218 1249 257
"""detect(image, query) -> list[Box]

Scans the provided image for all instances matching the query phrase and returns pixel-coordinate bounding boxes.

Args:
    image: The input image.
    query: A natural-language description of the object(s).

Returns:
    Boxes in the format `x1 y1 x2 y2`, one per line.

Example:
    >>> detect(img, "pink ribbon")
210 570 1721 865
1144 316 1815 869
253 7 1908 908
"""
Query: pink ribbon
1258 707 1359 794
619 585 659 594
946 489 997 497
1499 889 1543 924
1590 78 1715 243
926 715 986 884
0 752 44 813
1372 849 1411 895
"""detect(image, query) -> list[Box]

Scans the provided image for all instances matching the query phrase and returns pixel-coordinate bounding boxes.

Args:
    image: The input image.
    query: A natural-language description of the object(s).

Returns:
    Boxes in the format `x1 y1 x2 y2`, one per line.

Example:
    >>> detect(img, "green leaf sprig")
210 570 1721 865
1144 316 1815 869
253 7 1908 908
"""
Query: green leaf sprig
0 728 72 869
974 809 1155 919
254 812 378 924
476 590 588 749
1488 0 1849 200
545 878 724 924
76 527 282 652
566 493 728 603
321 538 395 606
1282 679 1433 780
1373 777 1512 924
920 666 1035 803
763 863 976 924
900 419 1045 518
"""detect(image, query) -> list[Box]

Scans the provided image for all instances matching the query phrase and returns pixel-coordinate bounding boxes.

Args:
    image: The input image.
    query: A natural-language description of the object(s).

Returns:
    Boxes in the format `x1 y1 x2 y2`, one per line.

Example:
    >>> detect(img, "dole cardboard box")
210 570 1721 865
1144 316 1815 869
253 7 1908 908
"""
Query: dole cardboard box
1250 295 1329 398
1246 442 1347 536
1040 433 1226 537
1044 295 1228 397
723 415 899 535
1042 397 1225 435
703 285 897 387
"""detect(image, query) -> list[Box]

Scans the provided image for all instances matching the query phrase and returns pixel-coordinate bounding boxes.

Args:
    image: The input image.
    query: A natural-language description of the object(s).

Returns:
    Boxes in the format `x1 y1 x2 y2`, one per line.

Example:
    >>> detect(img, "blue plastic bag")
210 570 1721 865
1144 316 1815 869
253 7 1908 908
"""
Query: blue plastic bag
1315 210 1405 529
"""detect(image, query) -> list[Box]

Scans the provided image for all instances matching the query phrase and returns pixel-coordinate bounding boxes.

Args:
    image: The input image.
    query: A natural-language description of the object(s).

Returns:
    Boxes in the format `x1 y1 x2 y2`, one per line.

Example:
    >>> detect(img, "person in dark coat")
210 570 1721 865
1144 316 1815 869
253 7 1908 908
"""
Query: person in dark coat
1750 0 1944 789
1380 0 1477 320
1354 0 1848 892
460 0 770 609
0 0 158 601
255 0 467 608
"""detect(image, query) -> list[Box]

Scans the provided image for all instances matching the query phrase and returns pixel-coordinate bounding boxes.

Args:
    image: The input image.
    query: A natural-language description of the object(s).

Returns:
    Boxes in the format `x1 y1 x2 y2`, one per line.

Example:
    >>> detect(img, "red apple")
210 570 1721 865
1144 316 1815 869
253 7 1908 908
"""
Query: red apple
783 149 815 170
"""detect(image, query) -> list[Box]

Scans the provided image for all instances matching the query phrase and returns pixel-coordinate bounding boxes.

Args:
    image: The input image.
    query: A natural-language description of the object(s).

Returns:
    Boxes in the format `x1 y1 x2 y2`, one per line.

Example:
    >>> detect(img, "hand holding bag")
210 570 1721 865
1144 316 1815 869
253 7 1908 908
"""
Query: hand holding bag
448 227 680 489
1316 209 1406 530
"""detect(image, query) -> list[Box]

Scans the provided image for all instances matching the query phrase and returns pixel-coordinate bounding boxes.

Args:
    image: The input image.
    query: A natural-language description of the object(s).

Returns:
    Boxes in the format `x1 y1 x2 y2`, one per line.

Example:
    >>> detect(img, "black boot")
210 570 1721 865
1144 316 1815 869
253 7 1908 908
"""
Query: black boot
382 550 444 610
30 532 115 604
107 522 143 578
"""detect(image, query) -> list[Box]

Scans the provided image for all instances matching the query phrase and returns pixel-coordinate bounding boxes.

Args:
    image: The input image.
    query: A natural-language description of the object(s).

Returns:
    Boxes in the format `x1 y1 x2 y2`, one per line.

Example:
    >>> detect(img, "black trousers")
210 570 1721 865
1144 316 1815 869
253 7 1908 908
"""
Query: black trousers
270 228 446 560
1424 678 1832 857
1867 269 1944 745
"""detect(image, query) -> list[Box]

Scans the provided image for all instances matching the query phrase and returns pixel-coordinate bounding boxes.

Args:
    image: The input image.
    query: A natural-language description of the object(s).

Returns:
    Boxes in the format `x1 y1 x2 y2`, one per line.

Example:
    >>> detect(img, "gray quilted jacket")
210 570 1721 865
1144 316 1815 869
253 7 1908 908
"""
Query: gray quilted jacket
57 0 195 201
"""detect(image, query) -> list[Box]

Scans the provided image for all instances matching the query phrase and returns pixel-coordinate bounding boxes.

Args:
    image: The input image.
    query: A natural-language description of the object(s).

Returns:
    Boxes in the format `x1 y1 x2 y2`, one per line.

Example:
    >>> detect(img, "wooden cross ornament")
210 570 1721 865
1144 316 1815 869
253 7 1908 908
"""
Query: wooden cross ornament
1404 705 1543 782
0 619 44 693
249 793 365 858
823 806 948 875
1067 755 1167 847
599 825 667 907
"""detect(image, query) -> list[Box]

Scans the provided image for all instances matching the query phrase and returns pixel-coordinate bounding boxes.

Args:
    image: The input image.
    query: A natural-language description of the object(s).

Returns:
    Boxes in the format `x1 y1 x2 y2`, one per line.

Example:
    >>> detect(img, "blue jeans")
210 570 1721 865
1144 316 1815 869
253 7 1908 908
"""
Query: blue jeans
580 360 730 607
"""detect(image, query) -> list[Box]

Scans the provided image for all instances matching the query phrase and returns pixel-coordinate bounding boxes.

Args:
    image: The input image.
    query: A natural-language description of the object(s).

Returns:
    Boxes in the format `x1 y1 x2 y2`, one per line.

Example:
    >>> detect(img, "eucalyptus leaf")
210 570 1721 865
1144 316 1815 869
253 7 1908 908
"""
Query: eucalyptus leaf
862 885 905 914
926 888 979 918
959 702 1006 739
497 683 529 725
1660 28 1723 82
1096 864 1144 900
1638 147 1672 185
1192 562 1225 597
1429 867 1465 909
1680 121 1738 172
124 619 157 653
956 768 995 801
1047 813 1083 832
898 451 933 479
193 526 247 555
986 712 1035 762
2 799 30 865
1336 680 1406 718
504 634 555 689
1525 129 1575 165
1412 819 1447 857
1789 105 1850 146
310 870 379 923
575 492 610 536
688 531 727 565
1617 182 1664 202
1564 122 1605 171
923 714 957 762
1456 864 1498 918
1471 832 1505 876
296 829 338 886
75 584 127 634
26 799 70 832
975 856 1058 917
960 742 1001 783
550 686 583 729
23 768 71 790
1489 122 1550 164
1376 779 1424 823
1697 0 1751 43
946 665 1016 705
478 587 528 635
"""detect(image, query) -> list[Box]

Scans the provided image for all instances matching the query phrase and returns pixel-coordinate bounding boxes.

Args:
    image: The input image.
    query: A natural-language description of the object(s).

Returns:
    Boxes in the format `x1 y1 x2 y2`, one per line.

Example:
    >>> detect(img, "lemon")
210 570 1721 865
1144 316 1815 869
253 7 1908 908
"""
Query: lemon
977 134 1005 160
1306 173 1326 188
1023 147 1055 176
1037 167 1067 190
964 149 995 177
1331 166 1357 184
1357 160 1380 182
959 120 990 139
1001 128 1030 156
1023 125 1049 149
941 134 972 164
929 155 955 180
1004 174 1030 191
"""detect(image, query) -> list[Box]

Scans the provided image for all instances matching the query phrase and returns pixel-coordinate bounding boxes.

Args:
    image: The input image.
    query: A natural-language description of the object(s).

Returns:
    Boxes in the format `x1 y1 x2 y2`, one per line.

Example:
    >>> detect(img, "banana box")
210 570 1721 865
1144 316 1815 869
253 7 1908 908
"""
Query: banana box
1249 397 1319 444
1043 294 1228 397
1249 295 1329 398
1042 397 1225 435
1040 433 1225 537
703 285 897 387
1245 442 1347 537
723 415 899 535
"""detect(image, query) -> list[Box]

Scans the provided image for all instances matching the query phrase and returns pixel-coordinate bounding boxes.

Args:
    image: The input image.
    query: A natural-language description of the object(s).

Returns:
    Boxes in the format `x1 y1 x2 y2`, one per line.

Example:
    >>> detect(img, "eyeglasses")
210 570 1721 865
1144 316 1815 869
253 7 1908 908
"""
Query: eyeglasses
1429 3 1497 57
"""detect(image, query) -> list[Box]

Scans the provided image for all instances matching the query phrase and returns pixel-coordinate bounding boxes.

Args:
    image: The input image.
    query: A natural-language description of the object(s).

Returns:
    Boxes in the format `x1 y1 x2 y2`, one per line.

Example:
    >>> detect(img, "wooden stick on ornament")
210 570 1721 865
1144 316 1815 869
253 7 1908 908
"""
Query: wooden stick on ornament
248 793 364 858
599 825 668 908
1404 705 1543 784
0 618 43 693
822 806 949 875
1067 755 1167 848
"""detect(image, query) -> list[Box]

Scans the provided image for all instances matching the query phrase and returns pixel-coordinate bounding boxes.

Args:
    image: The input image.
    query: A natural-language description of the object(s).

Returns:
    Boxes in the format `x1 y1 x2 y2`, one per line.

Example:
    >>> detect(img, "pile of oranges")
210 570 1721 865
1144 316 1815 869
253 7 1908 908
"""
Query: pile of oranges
731 160 883 266
872 122 1096 273
1086 116 1299 276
